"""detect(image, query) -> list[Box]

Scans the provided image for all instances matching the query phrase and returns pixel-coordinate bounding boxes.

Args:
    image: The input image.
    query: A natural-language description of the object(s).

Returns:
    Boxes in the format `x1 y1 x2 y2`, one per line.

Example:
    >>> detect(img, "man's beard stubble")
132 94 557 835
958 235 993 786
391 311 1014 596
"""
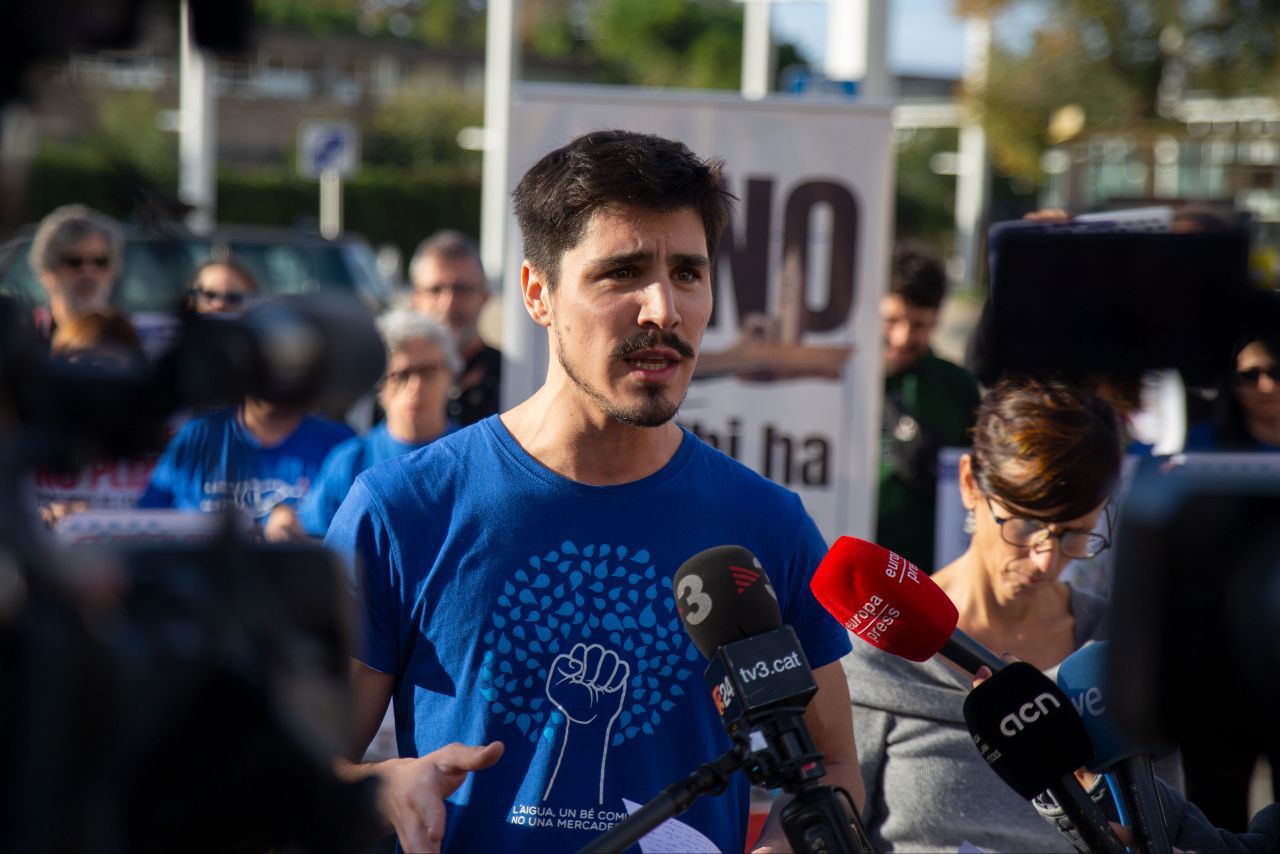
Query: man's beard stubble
554 329 694 429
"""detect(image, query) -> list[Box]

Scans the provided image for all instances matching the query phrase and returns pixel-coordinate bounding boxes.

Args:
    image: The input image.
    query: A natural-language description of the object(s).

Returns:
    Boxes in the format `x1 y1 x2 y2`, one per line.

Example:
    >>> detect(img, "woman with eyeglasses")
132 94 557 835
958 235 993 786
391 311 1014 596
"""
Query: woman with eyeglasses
844 376 1128 852
1185 332 1280 453
188 257 259 315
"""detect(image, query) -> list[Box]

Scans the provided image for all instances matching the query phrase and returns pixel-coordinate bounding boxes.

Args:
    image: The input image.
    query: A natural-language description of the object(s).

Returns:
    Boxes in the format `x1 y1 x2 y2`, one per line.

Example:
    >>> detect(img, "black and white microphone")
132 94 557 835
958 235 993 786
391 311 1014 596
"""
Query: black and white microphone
964 662 1128 854
674 545 873 854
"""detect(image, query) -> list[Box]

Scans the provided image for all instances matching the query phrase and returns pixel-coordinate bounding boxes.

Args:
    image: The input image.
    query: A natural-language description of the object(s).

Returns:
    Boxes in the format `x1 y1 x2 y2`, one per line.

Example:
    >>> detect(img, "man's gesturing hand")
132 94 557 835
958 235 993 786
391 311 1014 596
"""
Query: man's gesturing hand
377 741 504 853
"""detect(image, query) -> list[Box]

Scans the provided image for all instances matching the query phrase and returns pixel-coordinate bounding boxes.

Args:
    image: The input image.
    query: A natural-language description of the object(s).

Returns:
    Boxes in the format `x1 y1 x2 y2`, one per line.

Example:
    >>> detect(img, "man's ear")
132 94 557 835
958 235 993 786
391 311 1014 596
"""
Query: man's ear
521 261 553 329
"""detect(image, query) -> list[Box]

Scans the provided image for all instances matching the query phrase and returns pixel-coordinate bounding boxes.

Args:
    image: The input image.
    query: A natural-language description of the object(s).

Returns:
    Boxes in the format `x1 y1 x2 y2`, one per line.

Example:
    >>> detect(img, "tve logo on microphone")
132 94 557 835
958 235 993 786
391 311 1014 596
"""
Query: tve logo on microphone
999 692 1064 736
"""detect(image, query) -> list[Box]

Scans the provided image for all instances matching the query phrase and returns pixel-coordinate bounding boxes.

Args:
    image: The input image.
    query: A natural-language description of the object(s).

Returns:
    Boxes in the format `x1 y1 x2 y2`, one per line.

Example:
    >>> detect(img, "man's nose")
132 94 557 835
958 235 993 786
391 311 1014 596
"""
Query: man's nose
637 279 680 329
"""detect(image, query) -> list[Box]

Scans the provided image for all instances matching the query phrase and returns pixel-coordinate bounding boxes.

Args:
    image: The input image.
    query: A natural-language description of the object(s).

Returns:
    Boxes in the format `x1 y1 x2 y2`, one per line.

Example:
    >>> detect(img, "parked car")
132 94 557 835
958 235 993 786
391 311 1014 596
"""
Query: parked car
0 224 393 316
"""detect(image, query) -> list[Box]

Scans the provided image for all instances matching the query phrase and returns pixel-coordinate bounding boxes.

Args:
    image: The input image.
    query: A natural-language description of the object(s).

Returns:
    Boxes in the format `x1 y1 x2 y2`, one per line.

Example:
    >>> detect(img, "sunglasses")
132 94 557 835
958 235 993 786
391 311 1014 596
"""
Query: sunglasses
60 255 111 271
193 287 249 307
1234 367 1279 387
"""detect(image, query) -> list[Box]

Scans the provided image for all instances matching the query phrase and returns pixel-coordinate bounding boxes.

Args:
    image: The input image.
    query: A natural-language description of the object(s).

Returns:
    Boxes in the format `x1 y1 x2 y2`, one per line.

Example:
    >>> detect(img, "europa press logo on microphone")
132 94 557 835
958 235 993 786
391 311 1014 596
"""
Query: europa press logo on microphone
999 692 1063 736
884 551 922 584
843 595 902 643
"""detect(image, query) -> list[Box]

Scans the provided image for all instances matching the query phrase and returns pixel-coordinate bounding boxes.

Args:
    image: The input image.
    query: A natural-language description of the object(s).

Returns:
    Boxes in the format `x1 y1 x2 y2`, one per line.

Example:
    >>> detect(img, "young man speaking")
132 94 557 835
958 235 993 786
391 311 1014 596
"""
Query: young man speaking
327 130 860 852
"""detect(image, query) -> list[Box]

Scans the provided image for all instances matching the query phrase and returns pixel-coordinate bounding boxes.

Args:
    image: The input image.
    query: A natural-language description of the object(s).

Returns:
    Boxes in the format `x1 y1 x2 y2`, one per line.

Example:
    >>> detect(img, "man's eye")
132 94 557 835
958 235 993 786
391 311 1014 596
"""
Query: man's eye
608 267 635 281
674 269 701 283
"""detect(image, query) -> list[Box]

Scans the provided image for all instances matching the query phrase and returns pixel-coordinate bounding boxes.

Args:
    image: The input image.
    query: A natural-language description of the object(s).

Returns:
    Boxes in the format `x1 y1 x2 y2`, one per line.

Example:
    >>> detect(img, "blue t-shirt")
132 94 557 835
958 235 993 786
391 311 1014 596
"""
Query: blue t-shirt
138 408 354 524
325 416 852 853
1184 421 1280 452
297 422 456 537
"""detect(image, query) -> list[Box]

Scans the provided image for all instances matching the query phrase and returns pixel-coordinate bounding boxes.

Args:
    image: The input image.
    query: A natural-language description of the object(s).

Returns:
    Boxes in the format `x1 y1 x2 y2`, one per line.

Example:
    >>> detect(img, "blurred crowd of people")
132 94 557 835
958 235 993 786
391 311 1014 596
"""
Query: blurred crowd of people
24 205 504 546
12 144 1280 852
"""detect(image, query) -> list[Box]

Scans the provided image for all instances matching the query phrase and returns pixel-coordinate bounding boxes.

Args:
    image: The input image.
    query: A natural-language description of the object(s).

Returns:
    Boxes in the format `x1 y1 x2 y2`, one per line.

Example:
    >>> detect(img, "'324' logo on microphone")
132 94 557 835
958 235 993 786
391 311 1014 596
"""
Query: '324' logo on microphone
712 676 736 715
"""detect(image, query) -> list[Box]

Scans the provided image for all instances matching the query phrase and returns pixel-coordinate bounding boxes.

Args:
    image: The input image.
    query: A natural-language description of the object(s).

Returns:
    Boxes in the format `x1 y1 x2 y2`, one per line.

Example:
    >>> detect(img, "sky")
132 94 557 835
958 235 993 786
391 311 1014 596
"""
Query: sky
773 0 970 78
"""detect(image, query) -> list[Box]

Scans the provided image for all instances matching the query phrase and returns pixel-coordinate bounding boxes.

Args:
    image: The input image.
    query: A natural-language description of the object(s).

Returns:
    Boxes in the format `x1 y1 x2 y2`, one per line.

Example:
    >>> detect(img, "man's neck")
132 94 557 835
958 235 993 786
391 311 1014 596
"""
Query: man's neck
386 412 447 446
457 332 485 362
240 399 306 448
500 383 684 486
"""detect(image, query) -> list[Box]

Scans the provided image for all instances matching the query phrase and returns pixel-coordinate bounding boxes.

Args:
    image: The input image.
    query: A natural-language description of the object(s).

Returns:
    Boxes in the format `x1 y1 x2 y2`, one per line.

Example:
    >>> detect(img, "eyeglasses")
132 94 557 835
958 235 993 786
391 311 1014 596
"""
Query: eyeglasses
385 363 445 385
414 282 483 299
983 495 1111 560
1234 367 1279 388
59 255 111 271
193 287 249 307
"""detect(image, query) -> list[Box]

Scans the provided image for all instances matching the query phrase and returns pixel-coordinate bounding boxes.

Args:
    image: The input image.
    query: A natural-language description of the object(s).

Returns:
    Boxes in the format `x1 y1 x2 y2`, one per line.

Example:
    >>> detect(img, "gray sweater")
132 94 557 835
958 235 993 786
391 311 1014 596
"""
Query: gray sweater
843 585 1109 853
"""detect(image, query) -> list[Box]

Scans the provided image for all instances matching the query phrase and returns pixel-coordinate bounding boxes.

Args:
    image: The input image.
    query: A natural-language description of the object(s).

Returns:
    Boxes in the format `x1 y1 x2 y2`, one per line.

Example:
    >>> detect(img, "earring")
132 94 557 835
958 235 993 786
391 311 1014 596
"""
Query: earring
963 508 976 535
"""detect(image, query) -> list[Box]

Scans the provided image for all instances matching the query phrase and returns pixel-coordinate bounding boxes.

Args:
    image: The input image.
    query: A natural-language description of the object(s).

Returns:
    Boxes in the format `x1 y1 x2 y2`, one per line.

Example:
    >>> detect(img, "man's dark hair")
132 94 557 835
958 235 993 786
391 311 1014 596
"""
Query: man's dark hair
511 129 735 287
889 242 947 311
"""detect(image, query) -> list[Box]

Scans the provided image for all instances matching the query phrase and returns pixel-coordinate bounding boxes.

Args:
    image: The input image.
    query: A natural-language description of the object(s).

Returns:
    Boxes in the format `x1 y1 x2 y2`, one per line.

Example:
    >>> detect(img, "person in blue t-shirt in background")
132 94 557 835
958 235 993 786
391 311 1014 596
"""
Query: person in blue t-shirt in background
137 390 355 528
263 308 460 541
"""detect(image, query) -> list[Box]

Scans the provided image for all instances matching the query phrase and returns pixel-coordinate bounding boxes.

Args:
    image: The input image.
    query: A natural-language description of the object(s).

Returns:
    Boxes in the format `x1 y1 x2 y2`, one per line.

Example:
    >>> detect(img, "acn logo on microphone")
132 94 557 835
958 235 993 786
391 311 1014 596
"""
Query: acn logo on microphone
998 692 1063 736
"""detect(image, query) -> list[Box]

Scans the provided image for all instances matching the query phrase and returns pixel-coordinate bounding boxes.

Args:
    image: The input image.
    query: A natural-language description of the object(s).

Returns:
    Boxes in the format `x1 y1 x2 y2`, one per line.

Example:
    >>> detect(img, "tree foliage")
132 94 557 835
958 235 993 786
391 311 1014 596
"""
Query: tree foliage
364 82 484 180
967 0 1280 182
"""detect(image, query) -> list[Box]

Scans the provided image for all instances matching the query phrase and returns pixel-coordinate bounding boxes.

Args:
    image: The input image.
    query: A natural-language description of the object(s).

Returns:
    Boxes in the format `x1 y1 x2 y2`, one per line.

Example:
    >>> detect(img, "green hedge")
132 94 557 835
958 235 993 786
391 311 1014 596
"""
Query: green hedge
18 150 481 258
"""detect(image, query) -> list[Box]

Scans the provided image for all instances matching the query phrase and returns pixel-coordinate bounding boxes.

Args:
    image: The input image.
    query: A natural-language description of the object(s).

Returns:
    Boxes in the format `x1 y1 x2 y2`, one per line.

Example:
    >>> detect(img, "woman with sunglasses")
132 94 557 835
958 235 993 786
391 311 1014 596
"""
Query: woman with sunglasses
188 257 259 315
1178 330 1280 833
30 204 123 339
1185 332 1280 452
845 376 1127 852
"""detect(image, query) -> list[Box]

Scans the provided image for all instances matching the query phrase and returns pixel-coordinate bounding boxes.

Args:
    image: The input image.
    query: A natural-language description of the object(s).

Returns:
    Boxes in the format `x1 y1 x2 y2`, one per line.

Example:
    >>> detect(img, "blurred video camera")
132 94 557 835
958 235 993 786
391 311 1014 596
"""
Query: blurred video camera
0 294 386 851
1108 462 1280 750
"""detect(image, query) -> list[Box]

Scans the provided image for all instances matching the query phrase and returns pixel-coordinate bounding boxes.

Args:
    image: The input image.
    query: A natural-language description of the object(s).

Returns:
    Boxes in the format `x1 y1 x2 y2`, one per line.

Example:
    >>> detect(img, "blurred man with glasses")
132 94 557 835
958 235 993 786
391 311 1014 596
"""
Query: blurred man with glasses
30 204 123 340
410 230 501 425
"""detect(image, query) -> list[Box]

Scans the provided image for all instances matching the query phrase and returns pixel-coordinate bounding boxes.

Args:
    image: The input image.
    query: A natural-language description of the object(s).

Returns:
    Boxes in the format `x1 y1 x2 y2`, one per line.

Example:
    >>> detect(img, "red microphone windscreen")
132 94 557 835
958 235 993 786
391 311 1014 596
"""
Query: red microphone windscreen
810 536 959 662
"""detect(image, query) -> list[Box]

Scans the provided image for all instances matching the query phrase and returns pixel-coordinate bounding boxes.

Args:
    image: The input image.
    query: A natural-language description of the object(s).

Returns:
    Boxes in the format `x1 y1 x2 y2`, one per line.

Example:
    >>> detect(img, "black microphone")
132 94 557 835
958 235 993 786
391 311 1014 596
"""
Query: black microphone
673 546 872 854
964 662 1127 854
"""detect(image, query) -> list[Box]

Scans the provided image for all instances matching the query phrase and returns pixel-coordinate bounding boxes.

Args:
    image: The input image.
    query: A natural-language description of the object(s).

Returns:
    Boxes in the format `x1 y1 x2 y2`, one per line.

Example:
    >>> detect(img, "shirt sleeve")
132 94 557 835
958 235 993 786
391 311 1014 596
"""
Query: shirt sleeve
298 442 359 537
324 475 401 675
136 429 185 508
779 493 853 669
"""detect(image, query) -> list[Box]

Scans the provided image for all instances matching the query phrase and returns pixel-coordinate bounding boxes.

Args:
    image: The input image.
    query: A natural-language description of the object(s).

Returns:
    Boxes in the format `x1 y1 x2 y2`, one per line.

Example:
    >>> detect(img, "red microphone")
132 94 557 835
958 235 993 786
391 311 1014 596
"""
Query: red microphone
811 537 1004 675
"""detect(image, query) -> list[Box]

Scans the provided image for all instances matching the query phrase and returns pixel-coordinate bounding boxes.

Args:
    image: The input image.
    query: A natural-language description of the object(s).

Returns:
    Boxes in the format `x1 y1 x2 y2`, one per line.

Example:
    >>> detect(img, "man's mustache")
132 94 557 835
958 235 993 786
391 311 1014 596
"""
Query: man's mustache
613 330 696 360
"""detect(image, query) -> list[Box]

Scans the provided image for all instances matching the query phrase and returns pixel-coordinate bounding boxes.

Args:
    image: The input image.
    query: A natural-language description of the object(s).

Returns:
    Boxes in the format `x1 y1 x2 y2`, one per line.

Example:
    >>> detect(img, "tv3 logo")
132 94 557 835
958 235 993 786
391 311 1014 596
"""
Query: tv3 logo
999 692 1063 737
711 675 736 716
677 574 713 625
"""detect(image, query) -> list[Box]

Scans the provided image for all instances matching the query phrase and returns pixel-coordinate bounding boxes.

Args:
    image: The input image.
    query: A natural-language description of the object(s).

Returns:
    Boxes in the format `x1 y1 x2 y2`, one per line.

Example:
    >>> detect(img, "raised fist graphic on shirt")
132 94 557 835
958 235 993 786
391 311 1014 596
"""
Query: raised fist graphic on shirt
547 642 630 723
542 642 630 803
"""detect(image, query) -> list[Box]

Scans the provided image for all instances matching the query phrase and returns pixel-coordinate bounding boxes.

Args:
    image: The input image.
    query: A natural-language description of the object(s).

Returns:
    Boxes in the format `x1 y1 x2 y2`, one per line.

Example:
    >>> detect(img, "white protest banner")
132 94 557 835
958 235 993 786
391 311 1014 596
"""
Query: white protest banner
54 509 245 546
501 84 894 541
